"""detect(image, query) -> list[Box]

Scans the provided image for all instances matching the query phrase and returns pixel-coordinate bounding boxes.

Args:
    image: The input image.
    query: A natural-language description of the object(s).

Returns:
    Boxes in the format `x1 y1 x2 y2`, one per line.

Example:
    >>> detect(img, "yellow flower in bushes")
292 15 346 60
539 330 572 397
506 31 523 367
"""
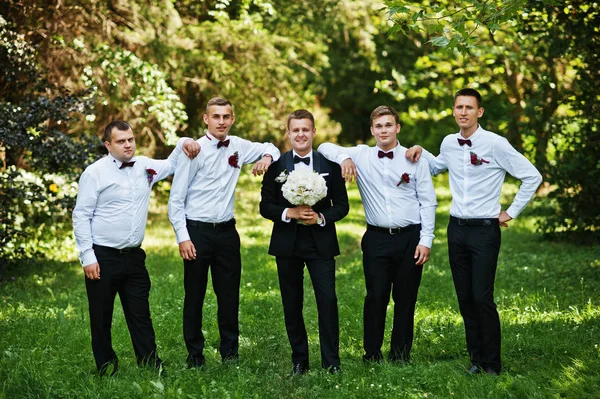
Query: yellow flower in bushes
49 183 59 193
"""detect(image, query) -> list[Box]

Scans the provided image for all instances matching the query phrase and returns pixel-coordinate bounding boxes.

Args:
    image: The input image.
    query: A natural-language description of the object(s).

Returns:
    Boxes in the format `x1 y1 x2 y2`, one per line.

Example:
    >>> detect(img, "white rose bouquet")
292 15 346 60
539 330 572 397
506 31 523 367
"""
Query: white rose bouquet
281 170 327 206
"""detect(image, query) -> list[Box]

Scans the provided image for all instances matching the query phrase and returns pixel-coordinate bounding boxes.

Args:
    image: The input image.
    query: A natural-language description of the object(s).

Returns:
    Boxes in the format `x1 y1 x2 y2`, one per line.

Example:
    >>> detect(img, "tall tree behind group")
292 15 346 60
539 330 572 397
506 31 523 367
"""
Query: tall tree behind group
382 0 599 239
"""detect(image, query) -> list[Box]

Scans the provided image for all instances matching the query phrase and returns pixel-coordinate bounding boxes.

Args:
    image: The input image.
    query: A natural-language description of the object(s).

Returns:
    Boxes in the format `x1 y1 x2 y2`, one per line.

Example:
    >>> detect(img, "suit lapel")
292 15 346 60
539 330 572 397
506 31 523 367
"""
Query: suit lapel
313 150 321 173
284 151 295 175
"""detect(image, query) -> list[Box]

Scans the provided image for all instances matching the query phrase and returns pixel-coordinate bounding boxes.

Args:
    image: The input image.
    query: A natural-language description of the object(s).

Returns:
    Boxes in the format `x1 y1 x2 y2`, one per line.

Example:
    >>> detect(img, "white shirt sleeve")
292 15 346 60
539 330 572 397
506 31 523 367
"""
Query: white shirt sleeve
238 139 281 164
414 158 438 248
493 137 543 218
317 142 361 164
168 153 196 243
72 170 100 267
420 145 448 176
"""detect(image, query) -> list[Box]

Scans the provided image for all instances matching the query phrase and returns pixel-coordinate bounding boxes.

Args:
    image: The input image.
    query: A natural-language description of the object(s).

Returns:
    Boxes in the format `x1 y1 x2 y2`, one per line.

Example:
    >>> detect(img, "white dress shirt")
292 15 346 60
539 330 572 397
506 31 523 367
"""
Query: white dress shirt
420 125 542 219
168 133 280 243
318 142 437 248
73 138 189 267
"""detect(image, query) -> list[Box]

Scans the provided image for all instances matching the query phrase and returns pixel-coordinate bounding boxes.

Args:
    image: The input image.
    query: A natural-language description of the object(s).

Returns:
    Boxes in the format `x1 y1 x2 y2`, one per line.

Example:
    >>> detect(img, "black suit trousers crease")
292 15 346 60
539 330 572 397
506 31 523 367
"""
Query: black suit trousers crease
86 245 161 370
447 222 502 372
361 227 422 360
183 222 241 361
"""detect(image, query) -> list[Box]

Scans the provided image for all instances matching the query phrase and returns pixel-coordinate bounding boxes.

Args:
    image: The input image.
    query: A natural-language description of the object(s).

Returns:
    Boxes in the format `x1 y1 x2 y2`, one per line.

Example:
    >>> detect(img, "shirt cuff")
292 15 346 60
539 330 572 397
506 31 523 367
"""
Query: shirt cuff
175 227 191 243
318 213 326 226
281 208 291 223
335 154 351 164
80 250 98 268
418 236 433 249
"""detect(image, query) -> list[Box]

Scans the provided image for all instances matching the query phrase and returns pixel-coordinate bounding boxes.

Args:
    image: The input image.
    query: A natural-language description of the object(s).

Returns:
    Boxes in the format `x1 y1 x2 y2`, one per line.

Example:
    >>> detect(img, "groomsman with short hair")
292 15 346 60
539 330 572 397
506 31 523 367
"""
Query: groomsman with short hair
406 88 542 375
318 105 437 364
168 97 280 368
73 121 199 376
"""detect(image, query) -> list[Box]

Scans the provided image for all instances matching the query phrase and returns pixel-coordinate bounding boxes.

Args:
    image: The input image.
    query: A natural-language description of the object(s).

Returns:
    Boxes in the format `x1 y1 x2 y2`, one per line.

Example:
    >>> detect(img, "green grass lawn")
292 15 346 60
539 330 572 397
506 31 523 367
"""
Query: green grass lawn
1 173 599 398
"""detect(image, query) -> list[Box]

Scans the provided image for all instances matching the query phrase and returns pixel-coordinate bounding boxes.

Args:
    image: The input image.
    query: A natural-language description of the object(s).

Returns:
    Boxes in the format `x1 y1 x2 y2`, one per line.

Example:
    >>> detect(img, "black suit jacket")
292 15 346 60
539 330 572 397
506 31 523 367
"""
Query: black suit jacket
260 150 349 259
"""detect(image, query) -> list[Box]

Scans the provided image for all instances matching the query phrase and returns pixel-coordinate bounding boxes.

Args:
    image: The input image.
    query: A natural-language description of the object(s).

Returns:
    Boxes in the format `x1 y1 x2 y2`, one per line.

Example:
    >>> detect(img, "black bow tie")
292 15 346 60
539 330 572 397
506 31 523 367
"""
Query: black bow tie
458 138 472 147
119 161 136 169
293 155 310 165
217 139 230 148
378 150 393 159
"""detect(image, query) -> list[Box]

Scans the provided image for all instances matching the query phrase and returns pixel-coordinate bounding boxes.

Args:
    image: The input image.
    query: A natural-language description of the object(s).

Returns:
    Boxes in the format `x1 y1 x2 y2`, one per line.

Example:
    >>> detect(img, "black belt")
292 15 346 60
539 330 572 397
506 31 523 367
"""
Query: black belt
450 216 499 226
186 218 236 229
93 244 141 254
367 224 420 235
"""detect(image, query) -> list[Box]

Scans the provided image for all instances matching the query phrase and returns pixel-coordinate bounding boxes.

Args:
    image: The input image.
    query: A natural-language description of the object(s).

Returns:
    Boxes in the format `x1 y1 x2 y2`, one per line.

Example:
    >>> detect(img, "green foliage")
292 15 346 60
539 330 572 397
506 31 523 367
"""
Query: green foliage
383 0 600 237
1 179 599 398
0 24 100 266
82 44 188 147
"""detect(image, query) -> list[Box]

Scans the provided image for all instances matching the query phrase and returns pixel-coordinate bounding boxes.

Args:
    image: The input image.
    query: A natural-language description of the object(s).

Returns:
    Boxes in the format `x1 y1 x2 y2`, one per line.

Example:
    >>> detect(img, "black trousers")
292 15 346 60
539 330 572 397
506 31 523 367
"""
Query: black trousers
183 220 241 362
361 226 422 360
86 245 161 371
275 225 340 369
448 220 502 373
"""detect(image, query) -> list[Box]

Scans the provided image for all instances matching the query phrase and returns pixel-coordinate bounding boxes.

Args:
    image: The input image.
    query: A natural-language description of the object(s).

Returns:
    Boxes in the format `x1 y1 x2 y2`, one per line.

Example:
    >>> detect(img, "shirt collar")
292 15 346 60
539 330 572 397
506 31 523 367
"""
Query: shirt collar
375 140 400 154
205 132 228 146
292 150 313 160
108 153 136 169
459 125 483 141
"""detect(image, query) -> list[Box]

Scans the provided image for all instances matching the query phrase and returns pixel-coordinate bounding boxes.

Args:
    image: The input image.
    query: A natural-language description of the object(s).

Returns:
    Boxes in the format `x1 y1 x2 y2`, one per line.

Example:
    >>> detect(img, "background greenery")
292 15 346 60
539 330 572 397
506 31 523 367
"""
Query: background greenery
0 1 599 267
1 176 599 398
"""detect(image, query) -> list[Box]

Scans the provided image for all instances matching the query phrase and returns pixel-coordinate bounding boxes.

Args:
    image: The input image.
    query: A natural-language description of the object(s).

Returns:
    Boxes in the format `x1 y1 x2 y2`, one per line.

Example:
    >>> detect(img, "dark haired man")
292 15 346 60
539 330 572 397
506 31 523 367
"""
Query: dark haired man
318 105 437 365
73 120 199 376
168 97 280 368
406 88 542 375
260 109 349 375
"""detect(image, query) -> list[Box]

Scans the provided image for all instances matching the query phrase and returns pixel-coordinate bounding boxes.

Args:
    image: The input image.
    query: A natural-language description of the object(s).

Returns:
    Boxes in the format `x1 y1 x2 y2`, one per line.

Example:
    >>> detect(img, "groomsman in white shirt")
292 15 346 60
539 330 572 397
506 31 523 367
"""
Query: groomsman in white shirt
73 121 199 376
406 88 543 375
318 105 437 364
168 97 280 368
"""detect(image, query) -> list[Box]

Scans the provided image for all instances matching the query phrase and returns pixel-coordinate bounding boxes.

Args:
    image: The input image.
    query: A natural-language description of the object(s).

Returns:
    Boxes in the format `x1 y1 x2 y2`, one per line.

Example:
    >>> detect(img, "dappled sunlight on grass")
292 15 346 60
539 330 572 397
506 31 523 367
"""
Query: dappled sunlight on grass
2 170 600 398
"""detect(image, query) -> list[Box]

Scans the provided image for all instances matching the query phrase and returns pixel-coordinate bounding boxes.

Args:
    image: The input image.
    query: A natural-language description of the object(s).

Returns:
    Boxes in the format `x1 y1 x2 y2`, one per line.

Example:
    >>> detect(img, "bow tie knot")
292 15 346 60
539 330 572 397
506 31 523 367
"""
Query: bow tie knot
378 150 394 159
293 155 310 165
217 139 230 148
119 161 136 169
458 138 472 147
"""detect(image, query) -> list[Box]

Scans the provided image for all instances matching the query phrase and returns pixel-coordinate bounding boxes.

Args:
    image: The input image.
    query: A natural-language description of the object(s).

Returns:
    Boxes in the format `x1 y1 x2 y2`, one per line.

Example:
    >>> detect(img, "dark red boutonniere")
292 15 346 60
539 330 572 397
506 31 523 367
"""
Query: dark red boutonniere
145 168 157 186
396 172 410 186
470 152 489 166
228 151 240 168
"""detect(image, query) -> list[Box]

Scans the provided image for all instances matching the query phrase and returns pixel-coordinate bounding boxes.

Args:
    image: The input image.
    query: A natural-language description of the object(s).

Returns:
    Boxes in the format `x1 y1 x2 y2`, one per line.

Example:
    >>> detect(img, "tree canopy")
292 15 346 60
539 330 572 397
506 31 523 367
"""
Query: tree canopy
0 0 598 265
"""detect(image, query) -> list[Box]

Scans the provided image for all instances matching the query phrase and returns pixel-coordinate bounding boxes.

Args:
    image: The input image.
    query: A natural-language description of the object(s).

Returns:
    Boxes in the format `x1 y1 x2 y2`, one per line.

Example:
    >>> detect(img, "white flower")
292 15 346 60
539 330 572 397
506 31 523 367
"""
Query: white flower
281 170 327 206
275 170 288 183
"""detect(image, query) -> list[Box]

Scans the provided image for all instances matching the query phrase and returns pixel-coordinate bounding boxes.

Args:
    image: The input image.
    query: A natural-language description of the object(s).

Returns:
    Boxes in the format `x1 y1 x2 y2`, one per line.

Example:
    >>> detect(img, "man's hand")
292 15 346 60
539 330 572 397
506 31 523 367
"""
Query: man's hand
179 240 197 261
286 205 313 220
341 158 358 182
300 210 319 225
498 210 512 228
414 245 430 266
83 262 101 280
183 139 201 159
252 155 273 176
405 146 422 163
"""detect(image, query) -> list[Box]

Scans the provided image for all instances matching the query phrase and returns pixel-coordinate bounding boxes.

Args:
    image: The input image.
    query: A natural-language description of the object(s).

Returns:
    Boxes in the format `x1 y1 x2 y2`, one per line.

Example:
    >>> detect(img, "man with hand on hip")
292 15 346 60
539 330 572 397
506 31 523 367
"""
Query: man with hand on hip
405 88 542 375
73 120 199 376
318 105 437 365
168 97 280 368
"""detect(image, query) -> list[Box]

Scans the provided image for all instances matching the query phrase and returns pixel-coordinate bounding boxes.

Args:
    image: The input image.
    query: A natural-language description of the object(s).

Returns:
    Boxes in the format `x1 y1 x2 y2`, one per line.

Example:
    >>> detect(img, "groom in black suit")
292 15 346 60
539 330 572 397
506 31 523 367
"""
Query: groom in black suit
260 109 349 375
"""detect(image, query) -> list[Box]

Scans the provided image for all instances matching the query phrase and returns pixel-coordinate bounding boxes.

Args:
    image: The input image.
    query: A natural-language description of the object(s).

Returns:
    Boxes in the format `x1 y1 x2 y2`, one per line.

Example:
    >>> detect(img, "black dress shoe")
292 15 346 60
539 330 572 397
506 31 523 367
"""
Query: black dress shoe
362 352 383 363
291 362 309 376
187 356 206 369
328 365 342 375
